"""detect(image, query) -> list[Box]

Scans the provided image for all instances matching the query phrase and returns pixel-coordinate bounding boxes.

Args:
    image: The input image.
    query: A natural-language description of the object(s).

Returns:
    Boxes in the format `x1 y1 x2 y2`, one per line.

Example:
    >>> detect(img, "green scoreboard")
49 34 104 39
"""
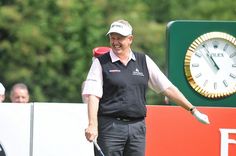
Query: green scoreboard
166 20 236 107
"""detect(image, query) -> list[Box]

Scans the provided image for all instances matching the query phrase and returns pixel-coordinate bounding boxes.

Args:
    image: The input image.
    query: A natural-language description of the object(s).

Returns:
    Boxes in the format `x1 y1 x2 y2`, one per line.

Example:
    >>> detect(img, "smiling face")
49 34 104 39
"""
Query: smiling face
109 33 133 57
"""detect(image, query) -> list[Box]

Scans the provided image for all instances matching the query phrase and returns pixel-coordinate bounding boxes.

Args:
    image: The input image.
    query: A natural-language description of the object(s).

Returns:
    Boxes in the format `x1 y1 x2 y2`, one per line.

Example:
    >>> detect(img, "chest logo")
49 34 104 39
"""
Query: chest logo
132 68 144 76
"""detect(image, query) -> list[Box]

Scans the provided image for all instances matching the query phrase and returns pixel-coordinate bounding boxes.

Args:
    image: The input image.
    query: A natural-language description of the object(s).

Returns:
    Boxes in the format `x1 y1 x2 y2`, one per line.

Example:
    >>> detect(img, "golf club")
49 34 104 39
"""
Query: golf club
93 140 105 156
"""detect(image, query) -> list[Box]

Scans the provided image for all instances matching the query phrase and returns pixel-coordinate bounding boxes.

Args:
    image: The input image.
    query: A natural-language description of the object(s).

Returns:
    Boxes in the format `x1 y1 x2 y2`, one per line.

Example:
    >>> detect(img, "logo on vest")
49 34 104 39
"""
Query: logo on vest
109 69 121 73
132 68 144 76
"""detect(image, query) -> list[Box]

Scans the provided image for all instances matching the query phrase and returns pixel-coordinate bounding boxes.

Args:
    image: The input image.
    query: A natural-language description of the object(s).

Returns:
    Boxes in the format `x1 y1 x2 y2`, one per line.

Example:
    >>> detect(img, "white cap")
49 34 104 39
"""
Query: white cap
106 20 132 36
0 83 5 95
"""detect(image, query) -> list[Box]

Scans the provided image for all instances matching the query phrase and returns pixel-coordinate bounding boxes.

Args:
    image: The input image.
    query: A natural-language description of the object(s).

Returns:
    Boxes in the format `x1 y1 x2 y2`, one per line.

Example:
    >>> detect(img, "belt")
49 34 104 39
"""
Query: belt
115 117 144 122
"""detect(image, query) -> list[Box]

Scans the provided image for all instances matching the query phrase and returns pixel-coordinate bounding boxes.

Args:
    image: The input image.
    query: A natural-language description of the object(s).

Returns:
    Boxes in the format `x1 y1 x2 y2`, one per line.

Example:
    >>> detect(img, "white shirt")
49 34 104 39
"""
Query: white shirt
82 50 173 99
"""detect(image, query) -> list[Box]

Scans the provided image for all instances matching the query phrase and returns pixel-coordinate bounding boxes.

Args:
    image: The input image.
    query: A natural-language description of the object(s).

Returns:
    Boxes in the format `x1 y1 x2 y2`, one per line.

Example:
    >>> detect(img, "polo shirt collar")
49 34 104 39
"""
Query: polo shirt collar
109 49 136 63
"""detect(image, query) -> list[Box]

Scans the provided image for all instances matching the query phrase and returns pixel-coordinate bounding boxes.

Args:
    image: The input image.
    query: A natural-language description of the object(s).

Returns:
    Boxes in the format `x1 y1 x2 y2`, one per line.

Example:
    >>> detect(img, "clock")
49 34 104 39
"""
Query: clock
184 32 236 98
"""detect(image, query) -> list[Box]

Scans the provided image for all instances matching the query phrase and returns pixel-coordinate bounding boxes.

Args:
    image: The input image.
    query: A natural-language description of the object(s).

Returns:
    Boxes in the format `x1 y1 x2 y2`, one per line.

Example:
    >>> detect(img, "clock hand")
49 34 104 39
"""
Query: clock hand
199 49 217 72
202 45 220 70
208 54 220 70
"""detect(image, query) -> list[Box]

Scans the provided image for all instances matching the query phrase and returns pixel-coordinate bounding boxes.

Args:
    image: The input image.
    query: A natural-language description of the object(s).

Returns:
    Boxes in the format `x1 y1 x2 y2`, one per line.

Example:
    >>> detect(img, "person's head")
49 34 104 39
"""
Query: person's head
106 19 133 55
10 83 30 103
0 82 5 103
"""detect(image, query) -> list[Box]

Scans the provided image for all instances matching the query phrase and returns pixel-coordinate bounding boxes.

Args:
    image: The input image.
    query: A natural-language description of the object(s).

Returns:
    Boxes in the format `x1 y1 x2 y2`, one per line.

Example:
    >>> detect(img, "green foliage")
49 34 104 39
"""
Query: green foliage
0 0 235 104
0 0 108 102
169 0 236 20
145 0 171 22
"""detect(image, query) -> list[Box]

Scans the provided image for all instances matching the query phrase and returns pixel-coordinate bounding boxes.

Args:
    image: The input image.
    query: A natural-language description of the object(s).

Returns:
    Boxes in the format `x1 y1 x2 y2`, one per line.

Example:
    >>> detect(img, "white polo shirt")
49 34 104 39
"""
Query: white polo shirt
82 50 173 99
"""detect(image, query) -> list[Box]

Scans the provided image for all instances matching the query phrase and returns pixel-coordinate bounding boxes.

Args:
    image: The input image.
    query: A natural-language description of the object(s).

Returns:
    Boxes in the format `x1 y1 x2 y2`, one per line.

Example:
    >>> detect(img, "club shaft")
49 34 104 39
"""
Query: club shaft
93 141 105 156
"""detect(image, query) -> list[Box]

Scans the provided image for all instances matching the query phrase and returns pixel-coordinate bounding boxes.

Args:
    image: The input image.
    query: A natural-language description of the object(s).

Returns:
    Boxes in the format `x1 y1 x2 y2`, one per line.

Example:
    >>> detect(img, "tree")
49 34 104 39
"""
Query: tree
0 0 110 102
2 0 234 104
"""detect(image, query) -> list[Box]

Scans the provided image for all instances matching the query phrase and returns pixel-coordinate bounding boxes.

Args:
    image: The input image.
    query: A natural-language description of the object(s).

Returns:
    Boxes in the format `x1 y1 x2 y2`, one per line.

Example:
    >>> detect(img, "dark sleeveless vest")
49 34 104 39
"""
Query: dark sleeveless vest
97 52 149 119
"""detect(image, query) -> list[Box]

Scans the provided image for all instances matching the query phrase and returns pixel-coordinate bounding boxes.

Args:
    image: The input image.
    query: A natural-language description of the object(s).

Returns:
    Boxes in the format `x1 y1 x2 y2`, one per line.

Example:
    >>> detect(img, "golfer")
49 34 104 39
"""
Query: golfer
82 19 210 156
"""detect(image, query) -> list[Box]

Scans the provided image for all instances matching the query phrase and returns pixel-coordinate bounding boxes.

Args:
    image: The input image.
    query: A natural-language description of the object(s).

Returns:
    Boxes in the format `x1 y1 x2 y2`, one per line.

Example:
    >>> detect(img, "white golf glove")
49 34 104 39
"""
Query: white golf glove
192 109 210 124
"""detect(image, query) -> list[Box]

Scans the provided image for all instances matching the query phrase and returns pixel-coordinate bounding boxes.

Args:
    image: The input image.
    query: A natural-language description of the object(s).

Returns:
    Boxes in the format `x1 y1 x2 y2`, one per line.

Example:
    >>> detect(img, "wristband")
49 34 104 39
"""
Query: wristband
189 106 196 113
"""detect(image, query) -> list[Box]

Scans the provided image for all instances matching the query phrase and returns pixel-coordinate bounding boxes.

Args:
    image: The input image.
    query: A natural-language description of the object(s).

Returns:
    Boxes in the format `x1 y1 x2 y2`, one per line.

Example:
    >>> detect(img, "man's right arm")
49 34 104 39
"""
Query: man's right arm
82 58 103 142
85 95 100 142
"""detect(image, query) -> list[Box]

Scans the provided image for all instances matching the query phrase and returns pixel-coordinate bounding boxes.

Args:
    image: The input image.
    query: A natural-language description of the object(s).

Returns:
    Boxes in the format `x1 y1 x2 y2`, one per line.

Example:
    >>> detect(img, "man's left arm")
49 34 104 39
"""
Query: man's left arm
163 86 210 124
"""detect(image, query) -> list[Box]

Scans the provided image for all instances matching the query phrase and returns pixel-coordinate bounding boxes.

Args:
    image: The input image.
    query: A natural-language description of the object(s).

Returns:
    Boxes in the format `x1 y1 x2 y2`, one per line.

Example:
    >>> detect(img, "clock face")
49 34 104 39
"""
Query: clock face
184 32 236 98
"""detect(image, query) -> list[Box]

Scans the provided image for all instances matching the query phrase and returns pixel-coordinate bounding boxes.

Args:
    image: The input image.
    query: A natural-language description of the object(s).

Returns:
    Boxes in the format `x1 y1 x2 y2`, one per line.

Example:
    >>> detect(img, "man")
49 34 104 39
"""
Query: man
0 82 5 103
10 83 30 103
82 19 210 156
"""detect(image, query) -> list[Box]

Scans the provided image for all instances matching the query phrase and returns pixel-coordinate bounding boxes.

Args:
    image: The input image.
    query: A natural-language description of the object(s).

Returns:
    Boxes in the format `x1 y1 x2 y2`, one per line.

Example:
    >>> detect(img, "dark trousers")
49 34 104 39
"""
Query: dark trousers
95 116 146 156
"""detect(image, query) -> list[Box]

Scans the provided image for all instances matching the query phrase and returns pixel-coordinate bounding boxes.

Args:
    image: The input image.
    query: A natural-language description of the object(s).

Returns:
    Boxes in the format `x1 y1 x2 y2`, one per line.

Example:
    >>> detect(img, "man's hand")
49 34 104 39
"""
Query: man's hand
85 125 98 142
192 109 210 124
